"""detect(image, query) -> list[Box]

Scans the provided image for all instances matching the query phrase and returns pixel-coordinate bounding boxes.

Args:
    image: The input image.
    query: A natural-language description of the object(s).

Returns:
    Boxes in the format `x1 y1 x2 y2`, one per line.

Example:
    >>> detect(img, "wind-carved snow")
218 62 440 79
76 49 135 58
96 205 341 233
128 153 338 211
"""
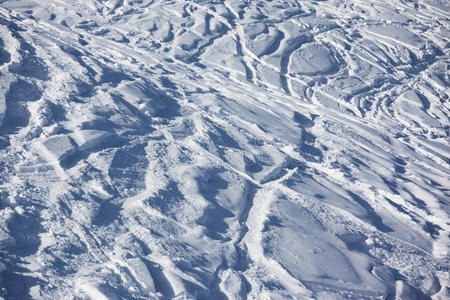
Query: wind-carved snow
0 0 448 299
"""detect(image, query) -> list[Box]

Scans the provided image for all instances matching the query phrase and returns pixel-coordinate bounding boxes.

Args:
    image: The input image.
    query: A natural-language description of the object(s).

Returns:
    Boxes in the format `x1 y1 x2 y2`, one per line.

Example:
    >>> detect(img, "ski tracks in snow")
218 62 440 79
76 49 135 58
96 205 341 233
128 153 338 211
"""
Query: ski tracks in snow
0 0 449 299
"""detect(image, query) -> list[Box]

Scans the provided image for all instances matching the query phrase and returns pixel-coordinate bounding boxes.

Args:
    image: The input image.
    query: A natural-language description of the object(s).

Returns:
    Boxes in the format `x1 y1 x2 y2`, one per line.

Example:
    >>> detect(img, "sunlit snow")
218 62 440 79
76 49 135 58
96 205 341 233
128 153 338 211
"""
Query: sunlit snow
0 0 448 299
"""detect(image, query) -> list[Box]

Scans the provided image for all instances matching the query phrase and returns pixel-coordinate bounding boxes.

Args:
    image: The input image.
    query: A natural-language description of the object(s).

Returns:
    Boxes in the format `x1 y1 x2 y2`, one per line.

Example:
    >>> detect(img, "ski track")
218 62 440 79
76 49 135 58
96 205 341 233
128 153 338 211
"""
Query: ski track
0 0 449 299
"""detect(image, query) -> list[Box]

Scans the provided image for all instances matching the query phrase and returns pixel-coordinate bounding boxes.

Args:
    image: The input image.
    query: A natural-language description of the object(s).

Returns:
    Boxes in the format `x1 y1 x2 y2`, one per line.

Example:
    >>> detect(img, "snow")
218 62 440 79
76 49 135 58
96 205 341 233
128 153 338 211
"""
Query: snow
290 43 337 76
0 95 4 128
0 0 449 299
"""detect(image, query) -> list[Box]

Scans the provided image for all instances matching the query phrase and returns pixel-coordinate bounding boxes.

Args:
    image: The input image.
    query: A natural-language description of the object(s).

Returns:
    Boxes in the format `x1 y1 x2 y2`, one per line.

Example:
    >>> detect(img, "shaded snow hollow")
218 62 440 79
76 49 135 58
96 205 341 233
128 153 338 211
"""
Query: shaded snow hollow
0 0 449 299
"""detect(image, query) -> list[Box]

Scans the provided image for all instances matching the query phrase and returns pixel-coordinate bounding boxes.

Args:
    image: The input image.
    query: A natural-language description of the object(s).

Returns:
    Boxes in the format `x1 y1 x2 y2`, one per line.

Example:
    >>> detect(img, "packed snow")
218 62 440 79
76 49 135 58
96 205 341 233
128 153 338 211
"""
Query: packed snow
0 0 448 299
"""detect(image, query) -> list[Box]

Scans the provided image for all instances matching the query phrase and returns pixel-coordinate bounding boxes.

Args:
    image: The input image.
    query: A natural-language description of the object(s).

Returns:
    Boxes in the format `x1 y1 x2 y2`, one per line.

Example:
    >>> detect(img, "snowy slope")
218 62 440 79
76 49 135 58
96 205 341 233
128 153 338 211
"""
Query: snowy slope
0 0 448 299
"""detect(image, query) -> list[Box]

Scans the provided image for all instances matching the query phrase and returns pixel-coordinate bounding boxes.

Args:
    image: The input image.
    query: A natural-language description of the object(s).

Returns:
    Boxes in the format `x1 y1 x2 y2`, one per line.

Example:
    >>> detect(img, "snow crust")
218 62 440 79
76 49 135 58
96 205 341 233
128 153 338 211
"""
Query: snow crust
0 0 448 299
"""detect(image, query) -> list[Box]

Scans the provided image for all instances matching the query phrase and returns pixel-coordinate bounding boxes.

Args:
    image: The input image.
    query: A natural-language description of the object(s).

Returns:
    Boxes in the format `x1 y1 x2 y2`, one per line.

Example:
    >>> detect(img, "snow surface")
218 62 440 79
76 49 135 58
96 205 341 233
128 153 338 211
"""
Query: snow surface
0 0 449 299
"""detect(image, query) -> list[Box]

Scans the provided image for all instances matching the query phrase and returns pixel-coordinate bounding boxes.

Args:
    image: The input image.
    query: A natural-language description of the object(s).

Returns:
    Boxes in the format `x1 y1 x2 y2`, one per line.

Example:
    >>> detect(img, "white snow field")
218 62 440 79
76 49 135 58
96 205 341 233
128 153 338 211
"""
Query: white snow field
0 0 448 299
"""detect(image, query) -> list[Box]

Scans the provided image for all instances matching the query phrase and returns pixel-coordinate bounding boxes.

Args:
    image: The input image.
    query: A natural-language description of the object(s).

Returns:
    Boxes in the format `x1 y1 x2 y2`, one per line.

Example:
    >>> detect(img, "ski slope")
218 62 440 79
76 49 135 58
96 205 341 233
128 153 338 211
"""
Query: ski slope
0 0 449 299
